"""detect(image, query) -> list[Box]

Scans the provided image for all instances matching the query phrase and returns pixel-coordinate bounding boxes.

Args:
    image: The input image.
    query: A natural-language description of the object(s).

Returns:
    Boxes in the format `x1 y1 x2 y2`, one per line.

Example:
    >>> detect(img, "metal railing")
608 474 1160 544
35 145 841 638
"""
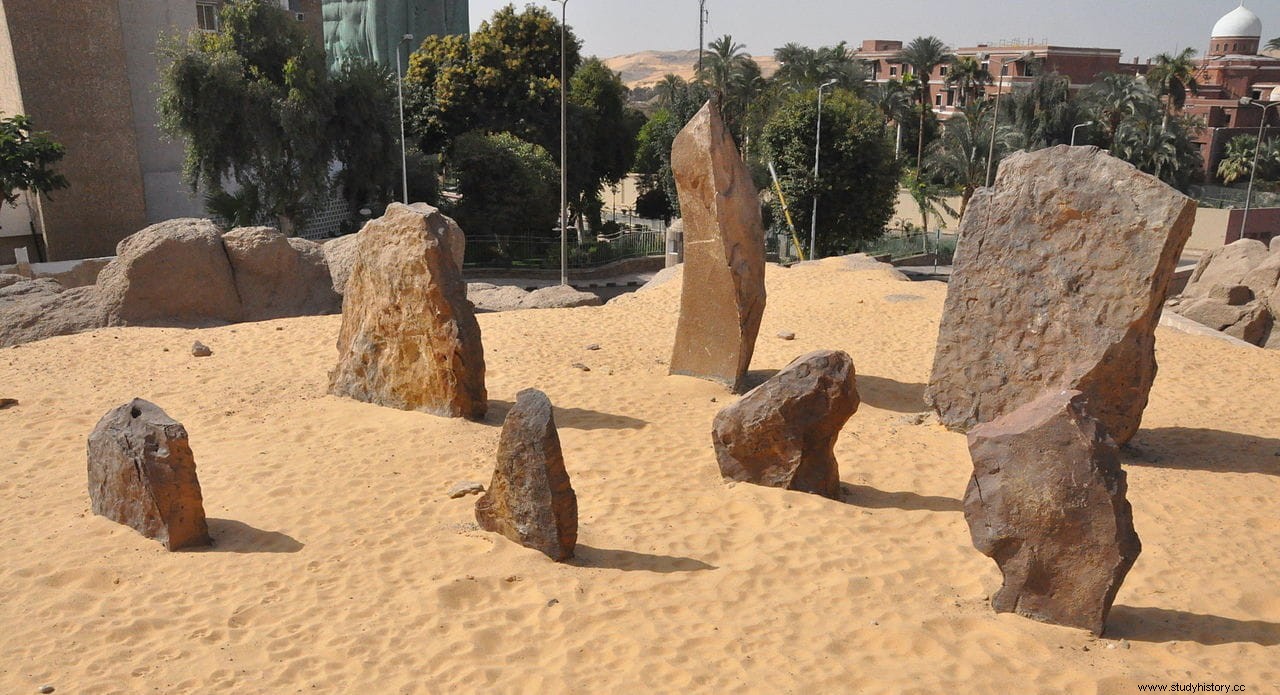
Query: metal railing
462 230 665 270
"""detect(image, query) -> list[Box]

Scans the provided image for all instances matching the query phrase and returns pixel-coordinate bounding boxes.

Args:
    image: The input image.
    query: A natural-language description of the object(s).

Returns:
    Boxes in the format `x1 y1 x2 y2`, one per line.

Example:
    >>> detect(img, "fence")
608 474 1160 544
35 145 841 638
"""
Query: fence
864 230 959 264
1190 184 1280 210
463 229 665 270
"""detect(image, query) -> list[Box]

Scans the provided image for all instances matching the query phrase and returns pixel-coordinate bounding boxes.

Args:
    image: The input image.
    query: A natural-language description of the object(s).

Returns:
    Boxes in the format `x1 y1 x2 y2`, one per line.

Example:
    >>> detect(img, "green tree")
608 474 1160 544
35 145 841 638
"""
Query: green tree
895 36 951 171
632 80 711 219
1268 37 1280 52
923 105 1013 220
1216 134 1279 185
762 90 899 256
945 55 991 108
404 4 582 155
696 35 763 142
158 0 336 234
566 58 643 232
1082 74 1202 188
1004 72 1086 148
1146 48 1200 130
772 42 866 93
330 57 399 212
0 114 69 209
901 166 957 235
445 131 558 243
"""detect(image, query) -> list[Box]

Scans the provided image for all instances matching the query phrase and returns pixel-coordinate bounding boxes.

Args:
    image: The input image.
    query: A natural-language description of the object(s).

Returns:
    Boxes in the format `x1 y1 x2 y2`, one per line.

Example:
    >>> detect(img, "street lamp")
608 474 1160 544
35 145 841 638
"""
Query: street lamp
810 79 838 260
985 51 1032 188
396 33 413 204
1071 120 1094 146
697 0 708 76
556 0 569 285
1238 97 1279 242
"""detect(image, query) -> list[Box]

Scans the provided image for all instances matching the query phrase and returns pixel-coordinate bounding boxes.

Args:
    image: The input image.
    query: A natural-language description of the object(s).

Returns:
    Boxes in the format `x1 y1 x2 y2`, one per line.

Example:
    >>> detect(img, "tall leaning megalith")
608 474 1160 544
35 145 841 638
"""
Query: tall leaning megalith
329 203 486 419
669 100 766 393
926 146 1195 445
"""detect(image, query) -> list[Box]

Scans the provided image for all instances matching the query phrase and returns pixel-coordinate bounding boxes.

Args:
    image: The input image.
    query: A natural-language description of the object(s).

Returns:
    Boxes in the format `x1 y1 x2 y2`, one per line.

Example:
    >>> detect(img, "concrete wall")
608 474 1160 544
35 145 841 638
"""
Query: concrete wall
116 0 204 224
0 0 149 261
1225 207 1280 245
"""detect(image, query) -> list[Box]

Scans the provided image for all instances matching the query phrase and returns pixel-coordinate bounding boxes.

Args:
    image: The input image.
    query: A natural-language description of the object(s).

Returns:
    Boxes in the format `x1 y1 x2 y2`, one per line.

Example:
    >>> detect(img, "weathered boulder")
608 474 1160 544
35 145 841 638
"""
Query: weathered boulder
1176 295 1273 344
222 226 340 320
668 101 766 393
1182 239 1269 298
86 399 210 551
0 280 106 348
322 233 361 296
1241 254 1280 311
96 218 242 326
328 203 487 418
475 388 577 561
523 285 601 309
711 350 859 499
467 283 530 312
927 146 1194 444
964 389 1140 636
1209 283 1253 306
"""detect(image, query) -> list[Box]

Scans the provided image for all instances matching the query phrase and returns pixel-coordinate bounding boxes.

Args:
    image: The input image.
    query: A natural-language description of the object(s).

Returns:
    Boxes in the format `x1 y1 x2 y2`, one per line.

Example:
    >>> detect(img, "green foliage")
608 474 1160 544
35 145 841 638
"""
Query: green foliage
696 35 764 142
896 36 951 170
405 4 582 155
1080 73 1203 188
772 42 867 93
1004 72 1087 148
1217 134 1280 185
946 56 991 108
923 105 1016 219
567 58 643 229
445 131 558 239
900 166 957 234
762 91 899 256
1146 48 1200 113
0 114 69 208
158 0 398 230
631 78 711 218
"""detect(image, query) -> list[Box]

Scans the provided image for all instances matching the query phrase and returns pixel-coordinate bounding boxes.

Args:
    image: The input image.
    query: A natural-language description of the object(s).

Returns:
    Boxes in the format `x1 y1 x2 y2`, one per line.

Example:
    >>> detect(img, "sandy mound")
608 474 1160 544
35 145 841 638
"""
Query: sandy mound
1 261 1277 692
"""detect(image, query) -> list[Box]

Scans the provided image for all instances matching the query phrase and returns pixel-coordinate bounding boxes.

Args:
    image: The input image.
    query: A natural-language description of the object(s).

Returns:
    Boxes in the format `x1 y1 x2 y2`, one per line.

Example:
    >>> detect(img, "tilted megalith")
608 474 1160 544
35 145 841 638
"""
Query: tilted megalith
328 203 487 419
87 399 211 551
711 350 859 499
965 389 1141 636
926 145 1195 444
669 100 766 393
475 389 578 561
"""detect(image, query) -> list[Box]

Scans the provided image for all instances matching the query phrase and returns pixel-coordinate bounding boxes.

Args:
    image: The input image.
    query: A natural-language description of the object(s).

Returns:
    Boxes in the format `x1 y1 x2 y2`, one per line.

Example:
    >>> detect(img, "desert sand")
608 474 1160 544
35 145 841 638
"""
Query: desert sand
1 259 1277 693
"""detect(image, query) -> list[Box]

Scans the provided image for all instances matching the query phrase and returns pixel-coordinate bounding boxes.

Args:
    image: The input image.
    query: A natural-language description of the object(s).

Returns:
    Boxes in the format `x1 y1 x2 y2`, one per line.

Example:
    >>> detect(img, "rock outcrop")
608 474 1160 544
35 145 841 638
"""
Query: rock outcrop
927 146 1195 445
668 100 766 393
475 388 577 561
86 399 210 551
466 283 602 312
0 279 105 348
964 389 1140 636
711 350 859 498
96 218 243 326
328 203 487 419
1169 239 1280 348
222 227 340 320
322 233 362 296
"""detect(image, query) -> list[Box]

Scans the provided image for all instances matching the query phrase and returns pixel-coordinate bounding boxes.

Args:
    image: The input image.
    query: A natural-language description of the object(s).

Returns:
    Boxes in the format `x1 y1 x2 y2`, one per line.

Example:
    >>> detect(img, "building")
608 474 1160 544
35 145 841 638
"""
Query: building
322 0 468 73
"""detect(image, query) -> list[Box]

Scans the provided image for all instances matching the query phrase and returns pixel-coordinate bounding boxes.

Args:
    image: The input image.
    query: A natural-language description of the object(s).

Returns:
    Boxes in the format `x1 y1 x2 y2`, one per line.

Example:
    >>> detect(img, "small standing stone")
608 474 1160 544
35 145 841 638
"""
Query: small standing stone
571 362 591 372
584 343 601 351
448 481 485 499
191 341 212 357
39 686 55 694
475 389 577 561
87 399 211 551
0 398 18 410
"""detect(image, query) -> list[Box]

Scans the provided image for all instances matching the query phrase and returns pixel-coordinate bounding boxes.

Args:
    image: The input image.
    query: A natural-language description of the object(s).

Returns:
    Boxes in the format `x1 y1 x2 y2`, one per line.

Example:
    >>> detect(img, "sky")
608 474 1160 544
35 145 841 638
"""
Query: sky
466 0 1277 64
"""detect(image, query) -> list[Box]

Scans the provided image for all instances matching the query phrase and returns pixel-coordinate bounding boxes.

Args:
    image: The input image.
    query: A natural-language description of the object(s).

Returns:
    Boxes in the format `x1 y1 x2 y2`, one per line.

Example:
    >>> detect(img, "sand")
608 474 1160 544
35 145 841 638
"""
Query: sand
1 259 1277 693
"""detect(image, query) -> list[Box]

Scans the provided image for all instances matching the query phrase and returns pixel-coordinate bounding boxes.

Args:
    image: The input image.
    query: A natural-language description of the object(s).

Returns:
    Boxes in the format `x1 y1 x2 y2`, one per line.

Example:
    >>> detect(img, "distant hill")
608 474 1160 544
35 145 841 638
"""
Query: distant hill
602 49 778 89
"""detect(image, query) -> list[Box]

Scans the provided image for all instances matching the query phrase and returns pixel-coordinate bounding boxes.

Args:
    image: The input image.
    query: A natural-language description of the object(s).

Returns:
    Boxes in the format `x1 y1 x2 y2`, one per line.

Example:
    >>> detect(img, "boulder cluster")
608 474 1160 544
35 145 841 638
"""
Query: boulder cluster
1166 237 1280 348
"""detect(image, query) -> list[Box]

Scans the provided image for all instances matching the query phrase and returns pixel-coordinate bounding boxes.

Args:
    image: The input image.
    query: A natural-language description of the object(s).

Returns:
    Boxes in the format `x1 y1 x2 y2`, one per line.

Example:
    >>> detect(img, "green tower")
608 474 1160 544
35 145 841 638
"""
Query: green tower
322 0 469 72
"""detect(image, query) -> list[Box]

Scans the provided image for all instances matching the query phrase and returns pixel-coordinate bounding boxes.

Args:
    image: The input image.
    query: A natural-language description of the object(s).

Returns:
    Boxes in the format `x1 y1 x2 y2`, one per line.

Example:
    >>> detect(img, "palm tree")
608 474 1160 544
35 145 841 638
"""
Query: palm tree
945 55 992 107
654 74 687 108
1007 72 1083 148
924 105 1009 220
870 79 913 157
697 35 762 147
1146 48 1200 131
1216 134 1258 185
900 166 957 236
1083 73 1154 148
1267 37 1280 52
895 36 951 172
773 42 866 93
698 35 750 96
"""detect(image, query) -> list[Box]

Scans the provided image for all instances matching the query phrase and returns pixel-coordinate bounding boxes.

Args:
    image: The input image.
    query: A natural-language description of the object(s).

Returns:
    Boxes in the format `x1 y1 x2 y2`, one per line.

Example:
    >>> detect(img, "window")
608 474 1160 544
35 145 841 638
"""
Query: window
939 65 948 76
935 93 943 106
196 2 218 31
1000 64 1008 76
889 65 898 77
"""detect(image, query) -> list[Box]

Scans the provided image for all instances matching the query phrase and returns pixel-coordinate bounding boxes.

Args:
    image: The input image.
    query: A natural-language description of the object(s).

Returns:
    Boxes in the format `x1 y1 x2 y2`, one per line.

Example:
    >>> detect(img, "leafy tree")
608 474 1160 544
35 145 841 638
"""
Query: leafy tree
1146 48 1200 130
566 57 643 231
445 131 558 241
330 57 399 211
404 4 582 155
762 90 899 256
1216 134 1279 185
945 55 991 108
868 79 914 156
1082 73 1150 147
772 41 867 93
1004 72 1086 148
901 166 957 235
696 35 763 142
1081 74 1202 187
923 105 1016 220
632 80 711 219
895 36 951 171
0 114 69 209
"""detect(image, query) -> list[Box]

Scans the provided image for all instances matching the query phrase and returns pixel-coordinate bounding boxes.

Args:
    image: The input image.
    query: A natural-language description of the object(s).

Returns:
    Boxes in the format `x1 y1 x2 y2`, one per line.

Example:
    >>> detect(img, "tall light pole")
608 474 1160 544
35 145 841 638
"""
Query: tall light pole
697 0 708 76
1070 120 1094 146
810 79 838 260
985 51 1031 188
1238 97 1278 242
557 0 569 285
394 33 414 203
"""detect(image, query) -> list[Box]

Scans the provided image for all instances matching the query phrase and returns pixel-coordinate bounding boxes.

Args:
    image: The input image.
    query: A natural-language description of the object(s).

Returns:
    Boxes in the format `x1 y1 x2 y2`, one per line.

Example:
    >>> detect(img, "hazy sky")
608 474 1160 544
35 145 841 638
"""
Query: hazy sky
466 0 1277 63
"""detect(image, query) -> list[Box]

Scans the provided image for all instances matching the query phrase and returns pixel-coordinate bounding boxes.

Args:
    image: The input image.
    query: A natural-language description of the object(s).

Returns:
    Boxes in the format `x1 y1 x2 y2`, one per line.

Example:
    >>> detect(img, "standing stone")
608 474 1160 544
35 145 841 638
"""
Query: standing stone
711 350 859 499
87 399 210 551
668 101 766 393
964 389 1140 636
475 389 577 561
927 146 1195 444
328 203 486 419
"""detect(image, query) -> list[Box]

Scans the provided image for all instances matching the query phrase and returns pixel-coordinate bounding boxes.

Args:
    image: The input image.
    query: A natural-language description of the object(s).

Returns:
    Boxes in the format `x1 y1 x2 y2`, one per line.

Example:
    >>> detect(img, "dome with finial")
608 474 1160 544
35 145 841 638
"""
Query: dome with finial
1212 3 1262 38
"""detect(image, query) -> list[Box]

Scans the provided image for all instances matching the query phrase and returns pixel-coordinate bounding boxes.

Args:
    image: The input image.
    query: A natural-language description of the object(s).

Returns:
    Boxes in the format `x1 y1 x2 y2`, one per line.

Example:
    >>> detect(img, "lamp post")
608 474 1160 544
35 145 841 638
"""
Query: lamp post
1071 120 1094 146
697 0 708 76
556 0 569 286
985 51 1030 188
396 33 414 204
809 79 838 260
1238 97 1279 242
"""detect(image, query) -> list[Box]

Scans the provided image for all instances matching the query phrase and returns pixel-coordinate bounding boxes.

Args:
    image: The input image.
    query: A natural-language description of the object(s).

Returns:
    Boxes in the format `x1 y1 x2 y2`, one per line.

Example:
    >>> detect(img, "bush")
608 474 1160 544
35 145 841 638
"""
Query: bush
444 131 558 238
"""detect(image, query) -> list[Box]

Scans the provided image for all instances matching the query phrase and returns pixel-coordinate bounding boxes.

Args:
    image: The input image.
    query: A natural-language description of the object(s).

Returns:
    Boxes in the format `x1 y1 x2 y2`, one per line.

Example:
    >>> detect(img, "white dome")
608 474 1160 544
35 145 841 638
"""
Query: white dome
1212 4 1262 38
